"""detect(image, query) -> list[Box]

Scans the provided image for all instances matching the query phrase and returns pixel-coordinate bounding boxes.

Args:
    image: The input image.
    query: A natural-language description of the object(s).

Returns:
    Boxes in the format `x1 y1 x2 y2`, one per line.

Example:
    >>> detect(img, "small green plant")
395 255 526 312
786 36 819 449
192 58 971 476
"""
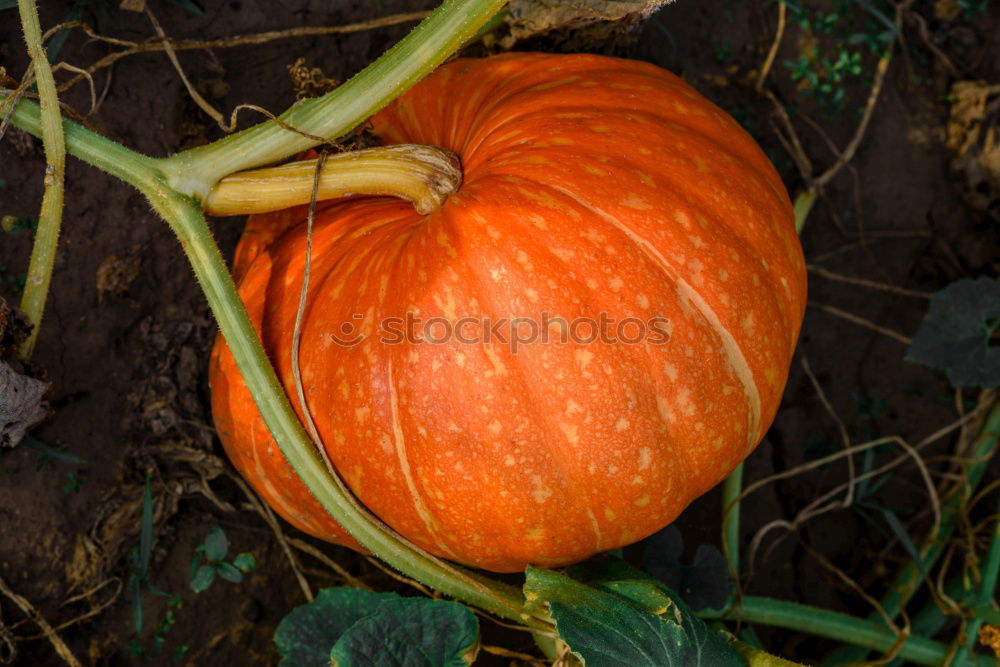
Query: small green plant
189 525 255 593
128 475 168 635
62 470 86 493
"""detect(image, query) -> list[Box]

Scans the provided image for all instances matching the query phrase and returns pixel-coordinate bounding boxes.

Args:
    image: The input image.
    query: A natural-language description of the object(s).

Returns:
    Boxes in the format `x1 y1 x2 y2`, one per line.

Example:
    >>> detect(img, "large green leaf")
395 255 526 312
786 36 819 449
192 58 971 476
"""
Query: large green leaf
526 558 746 667
275 588 478 667
329 597 479 666
906 278 1000 387
275 588 397 667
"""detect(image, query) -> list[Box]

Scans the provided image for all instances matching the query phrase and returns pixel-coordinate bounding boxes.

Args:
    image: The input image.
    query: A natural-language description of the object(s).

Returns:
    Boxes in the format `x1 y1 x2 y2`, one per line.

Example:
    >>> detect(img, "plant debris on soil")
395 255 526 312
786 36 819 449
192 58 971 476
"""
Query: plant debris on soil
0 0 998 664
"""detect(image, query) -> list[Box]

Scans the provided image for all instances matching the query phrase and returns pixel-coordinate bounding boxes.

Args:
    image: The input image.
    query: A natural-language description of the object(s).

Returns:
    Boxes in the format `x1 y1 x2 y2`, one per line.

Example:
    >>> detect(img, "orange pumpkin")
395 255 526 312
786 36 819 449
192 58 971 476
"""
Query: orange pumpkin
209 53 807 573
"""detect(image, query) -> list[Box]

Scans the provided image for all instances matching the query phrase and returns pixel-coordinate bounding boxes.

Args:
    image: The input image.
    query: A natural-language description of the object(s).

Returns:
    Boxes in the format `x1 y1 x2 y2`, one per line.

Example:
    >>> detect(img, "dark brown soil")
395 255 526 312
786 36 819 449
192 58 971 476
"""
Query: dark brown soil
1 0 998 665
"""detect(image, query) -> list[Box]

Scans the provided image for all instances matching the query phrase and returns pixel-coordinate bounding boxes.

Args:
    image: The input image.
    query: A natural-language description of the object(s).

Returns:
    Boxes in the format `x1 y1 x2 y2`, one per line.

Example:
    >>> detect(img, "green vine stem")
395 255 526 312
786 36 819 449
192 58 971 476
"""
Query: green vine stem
701 596 997 666
15 0 66 360
3 0 553 632
829 400 1000 664
951 490 1000 664
722 462 744 578
160 0 507 202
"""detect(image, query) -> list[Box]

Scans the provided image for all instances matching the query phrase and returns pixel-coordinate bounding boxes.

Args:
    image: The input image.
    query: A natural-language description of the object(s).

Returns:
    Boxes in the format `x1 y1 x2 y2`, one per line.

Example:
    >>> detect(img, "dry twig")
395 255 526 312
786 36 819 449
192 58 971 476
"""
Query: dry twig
808 301 913 345
0 576 81 667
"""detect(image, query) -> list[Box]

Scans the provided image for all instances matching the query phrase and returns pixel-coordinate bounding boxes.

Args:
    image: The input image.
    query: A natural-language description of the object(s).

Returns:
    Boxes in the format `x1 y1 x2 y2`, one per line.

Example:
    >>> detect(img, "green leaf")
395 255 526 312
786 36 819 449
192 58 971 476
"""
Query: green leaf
329 597 479 666
217 562 244 584
190 564 216 593
203 525 228 562
131 576 144 634
233 552 256 573
906 278 1000 387
275 589 478 667
641 525 730 611
525 562 746 666
275 588 398 667
21 437 86 465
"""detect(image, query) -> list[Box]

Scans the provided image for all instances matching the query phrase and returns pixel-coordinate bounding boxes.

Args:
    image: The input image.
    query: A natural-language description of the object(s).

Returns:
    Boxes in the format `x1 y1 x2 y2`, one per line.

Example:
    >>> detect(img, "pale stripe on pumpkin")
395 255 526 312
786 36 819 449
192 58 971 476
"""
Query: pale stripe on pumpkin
546 184 763 448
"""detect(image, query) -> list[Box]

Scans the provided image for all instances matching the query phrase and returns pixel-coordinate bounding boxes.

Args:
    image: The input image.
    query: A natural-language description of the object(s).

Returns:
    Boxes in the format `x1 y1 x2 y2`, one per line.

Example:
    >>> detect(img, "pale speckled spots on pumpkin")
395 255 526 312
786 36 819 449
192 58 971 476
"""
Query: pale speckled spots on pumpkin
608 276 625 291
585 277 599 290
615 417 630 432
582 164 605 177
635 293 650 309
549 247 575 263
675 387 696 417
565 399 584 416
638 146 652 155
488 420 502 435
558 422 580 445
673 210 692 230
656 396 673 423
515 250 534 272
620 193 653 211
455 352 466 368
663 362 678 381
638 447 653 470
531 475 554 504
524 213 550 231
634 171 655 186
488 265 507 283
574 349 595 375
635 494 651 507
483 346 507 377
525 287 540 303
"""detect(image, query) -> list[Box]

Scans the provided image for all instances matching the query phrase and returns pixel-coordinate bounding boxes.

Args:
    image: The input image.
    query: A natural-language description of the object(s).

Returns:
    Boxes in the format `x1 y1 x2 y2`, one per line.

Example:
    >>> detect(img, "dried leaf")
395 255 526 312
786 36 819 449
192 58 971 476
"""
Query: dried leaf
0 360 49 448
946 81 1000 220
503 0 673 47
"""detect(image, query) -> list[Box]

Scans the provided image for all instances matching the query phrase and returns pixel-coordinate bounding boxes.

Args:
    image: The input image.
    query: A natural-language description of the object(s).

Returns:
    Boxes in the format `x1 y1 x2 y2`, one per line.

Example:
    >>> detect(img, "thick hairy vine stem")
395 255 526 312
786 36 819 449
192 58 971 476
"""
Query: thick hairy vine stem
16 0 66 360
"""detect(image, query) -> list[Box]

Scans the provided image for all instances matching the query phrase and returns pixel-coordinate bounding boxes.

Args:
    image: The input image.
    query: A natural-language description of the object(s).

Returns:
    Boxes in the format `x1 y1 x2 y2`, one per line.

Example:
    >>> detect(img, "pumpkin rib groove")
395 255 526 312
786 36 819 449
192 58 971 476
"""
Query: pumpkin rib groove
541 181 764 447
503 152 801 389
460 241 596 564
463 125 799 355
455 179 702 563
386 355 460 559
457 171 733 517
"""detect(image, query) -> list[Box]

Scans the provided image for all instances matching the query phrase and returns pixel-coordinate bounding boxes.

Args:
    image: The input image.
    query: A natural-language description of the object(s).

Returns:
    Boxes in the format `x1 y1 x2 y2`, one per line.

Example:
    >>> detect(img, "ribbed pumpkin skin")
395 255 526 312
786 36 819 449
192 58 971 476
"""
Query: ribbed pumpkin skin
209 53 807 573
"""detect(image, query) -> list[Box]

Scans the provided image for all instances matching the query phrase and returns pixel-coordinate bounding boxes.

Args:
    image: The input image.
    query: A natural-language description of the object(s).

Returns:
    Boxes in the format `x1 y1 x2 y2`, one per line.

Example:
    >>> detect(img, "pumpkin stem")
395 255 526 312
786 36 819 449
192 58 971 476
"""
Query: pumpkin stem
204 144 462 216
